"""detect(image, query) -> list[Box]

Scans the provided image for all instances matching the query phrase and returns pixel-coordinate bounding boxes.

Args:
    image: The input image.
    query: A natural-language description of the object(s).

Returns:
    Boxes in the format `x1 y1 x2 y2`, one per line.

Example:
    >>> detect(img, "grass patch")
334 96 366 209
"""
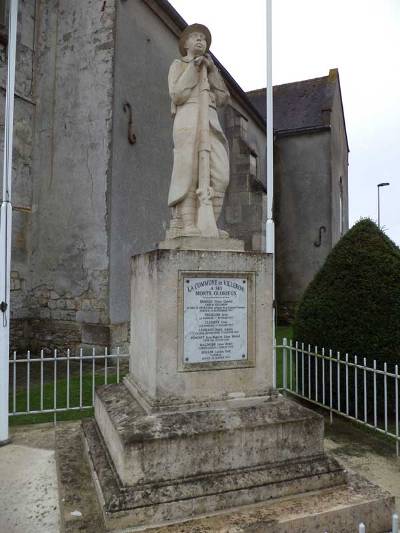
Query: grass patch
9 330 295 427
9 370 126 426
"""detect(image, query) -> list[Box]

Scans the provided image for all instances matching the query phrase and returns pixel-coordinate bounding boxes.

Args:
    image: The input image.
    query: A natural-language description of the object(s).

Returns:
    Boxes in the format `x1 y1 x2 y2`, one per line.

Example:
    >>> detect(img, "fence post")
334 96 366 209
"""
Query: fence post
322 347 325 406
282 338 287 390
301 342 305 396
354 355 358 420
273 338 277 389
53 349 57 426
329 349 333 424
345 353 349 415
393 513 398 533
363 357 367 424
337 351 341 412
314 346 318 402
27 350 31 413
373 359 377 428
384 362 388 434
396 364 399 457
308 344 311 399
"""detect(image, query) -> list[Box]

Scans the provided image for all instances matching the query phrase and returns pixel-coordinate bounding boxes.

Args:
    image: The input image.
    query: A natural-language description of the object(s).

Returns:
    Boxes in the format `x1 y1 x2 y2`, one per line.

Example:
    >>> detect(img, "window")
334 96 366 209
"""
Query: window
249 152 258 178
0 0 7 46
339 177 344 235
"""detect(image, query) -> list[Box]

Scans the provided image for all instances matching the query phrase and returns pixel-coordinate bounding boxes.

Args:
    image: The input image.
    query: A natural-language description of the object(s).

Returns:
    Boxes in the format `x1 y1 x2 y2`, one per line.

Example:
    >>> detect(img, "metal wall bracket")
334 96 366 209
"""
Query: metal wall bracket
123 102 137 145
314 225 326 247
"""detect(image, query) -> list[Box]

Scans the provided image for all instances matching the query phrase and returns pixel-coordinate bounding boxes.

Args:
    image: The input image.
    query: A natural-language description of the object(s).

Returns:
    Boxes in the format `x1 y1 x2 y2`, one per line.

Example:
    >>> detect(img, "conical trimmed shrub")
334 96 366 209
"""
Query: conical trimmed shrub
294 219 400 362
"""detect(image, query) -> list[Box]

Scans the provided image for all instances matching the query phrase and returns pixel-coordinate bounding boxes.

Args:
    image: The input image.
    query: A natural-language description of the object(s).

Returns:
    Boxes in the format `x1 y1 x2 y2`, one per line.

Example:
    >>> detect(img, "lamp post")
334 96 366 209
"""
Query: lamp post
377 182 390 229
265 0 276 387
0 0 19 445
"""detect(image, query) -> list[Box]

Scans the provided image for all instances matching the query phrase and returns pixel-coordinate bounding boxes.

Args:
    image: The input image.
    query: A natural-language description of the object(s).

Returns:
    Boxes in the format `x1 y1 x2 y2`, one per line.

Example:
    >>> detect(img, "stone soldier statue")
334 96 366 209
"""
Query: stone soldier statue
166 23 230 239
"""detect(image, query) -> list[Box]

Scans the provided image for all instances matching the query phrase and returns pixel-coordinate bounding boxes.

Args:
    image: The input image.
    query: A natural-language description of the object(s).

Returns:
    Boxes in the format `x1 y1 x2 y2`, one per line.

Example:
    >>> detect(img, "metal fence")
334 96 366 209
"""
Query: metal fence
275 338 400 456
8 348 129 419
6 343 399 530
8 340 400 458
358 513 398 533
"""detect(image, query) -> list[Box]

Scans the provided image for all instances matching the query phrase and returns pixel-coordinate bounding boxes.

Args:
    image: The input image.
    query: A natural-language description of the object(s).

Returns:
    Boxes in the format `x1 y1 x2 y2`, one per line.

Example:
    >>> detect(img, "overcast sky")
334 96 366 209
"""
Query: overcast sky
170 0 400 245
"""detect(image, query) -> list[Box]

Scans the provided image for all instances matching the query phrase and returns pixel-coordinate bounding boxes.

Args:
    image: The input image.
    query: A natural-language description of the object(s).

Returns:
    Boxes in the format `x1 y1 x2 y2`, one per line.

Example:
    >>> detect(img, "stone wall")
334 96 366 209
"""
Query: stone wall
222 104 267 251
6 0 268 352
274 73 349 323
0 1 36 349
274 131 332 323
9 0 116 351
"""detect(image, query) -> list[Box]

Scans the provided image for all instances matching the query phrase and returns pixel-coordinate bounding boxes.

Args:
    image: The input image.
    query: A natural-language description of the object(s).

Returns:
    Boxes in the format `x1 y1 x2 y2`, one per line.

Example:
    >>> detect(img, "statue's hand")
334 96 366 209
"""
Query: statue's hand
194 55 215 72
196 186 214 205
194 56 205 69
205 54 216 72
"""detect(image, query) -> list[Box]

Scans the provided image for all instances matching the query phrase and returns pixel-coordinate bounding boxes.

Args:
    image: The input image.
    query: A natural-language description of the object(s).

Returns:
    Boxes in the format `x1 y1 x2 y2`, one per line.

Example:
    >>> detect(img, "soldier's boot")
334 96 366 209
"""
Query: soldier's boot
213 192 229 238
180 194 201 237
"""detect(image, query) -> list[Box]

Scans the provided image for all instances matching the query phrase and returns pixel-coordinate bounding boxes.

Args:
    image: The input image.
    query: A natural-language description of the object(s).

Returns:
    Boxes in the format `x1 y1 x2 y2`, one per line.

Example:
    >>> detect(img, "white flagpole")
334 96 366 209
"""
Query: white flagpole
0 0 19 445
265 0 276 387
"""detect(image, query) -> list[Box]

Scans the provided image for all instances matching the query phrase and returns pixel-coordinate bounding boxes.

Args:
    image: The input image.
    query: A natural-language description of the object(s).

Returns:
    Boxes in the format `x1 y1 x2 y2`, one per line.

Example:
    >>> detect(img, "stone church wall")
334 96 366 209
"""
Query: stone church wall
9 0 116 351
6 0 268 352
0 1 36 350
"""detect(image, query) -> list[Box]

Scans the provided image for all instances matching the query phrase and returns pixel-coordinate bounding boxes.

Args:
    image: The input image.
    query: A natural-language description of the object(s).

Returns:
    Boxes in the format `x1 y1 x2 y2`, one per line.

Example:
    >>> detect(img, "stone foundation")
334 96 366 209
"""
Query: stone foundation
86 386 349 530
10 318 111 353
85 245 395 530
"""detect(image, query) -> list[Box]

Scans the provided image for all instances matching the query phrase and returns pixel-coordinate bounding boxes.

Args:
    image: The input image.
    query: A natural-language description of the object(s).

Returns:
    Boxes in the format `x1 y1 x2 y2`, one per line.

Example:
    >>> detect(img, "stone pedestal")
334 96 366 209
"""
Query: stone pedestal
88 390 348 530
85 244 394 531
126 248 273 410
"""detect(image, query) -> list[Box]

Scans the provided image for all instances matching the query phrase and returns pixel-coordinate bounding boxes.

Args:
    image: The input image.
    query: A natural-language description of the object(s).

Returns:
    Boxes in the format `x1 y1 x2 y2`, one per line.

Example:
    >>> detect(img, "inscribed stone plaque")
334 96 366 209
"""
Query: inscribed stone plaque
183 277 247 364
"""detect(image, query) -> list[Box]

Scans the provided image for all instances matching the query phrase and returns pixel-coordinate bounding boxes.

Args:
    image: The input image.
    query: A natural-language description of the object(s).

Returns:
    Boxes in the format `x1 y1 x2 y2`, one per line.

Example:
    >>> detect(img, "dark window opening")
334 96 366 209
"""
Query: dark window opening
0 0 8 46
249 151 258 178
339 177 344 236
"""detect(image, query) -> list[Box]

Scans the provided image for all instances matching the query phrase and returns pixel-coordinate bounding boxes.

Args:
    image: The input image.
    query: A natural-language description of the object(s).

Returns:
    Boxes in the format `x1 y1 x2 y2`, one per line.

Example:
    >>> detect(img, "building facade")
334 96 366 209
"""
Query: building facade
0 0 348 351
248 71 349 321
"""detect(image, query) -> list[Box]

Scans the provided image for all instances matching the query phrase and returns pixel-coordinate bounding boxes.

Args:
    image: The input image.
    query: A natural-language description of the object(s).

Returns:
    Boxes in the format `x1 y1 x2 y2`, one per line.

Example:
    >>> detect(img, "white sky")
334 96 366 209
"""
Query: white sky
169 0 400 245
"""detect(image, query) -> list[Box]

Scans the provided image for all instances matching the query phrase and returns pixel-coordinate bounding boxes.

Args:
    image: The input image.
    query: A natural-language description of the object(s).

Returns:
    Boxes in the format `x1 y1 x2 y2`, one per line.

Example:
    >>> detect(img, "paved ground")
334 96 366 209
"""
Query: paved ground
323 413 400 509
0 412 399 532
0 424 60 533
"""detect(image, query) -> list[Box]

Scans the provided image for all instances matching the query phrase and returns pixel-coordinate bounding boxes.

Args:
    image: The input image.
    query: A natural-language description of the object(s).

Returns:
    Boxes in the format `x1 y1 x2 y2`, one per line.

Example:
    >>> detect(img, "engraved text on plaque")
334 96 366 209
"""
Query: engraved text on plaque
183 277 247 364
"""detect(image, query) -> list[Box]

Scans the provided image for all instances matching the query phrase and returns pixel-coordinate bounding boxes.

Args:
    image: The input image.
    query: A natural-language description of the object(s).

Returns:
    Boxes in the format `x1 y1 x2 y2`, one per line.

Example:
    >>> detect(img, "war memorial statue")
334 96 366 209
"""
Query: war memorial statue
81 23 394 532
166 23 230 239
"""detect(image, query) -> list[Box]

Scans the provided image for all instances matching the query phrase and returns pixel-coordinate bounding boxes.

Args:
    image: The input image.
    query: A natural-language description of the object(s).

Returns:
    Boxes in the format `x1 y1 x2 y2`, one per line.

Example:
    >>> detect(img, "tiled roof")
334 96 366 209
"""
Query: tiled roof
247 70 339 133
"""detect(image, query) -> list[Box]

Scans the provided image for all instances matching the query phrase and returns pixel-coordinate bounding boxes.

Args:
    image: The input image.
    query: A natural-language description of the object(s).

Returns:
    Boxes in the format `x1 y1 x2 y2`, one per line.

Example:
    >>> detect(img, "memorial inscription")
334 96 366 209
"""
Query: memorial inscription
183 277 247 364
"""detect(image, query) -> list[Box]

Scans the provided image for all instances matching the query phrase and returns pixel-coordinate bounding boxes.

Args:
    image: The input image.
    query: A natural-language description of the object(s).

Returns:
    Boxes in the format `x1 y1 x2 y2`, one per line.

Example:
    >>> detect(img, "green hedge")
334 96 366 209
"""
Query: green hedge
294 219 400 363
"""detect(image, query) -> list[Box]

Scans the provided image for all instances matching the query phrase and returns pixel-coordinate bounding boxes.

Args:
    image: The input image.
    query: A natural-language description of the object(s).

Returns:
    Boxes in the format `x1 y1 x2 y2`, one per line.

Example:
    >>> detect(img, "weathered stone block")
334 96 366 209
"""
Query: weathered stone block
128 248 273 408
95 384 329 487
76 310 101 324
88 386 355 530
82 324 110 346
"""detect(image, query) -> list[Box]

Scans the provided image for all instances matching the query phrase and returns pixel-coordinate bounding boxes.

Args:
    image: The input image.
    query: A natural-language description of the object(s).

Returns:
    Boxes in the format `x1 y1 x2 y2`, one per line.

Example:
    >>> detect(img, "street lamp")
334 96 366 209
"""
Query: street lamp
377 182 390 229
0 0 18 445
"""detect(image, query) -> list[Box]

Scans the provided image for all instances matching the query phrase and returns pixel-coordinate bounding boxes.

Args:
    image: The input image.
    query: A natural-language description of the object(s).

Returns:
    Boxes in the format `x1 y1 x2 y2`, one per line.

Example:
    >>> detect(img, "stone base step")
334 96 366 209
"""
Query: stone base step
80 417 392 532
56 421 394 533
